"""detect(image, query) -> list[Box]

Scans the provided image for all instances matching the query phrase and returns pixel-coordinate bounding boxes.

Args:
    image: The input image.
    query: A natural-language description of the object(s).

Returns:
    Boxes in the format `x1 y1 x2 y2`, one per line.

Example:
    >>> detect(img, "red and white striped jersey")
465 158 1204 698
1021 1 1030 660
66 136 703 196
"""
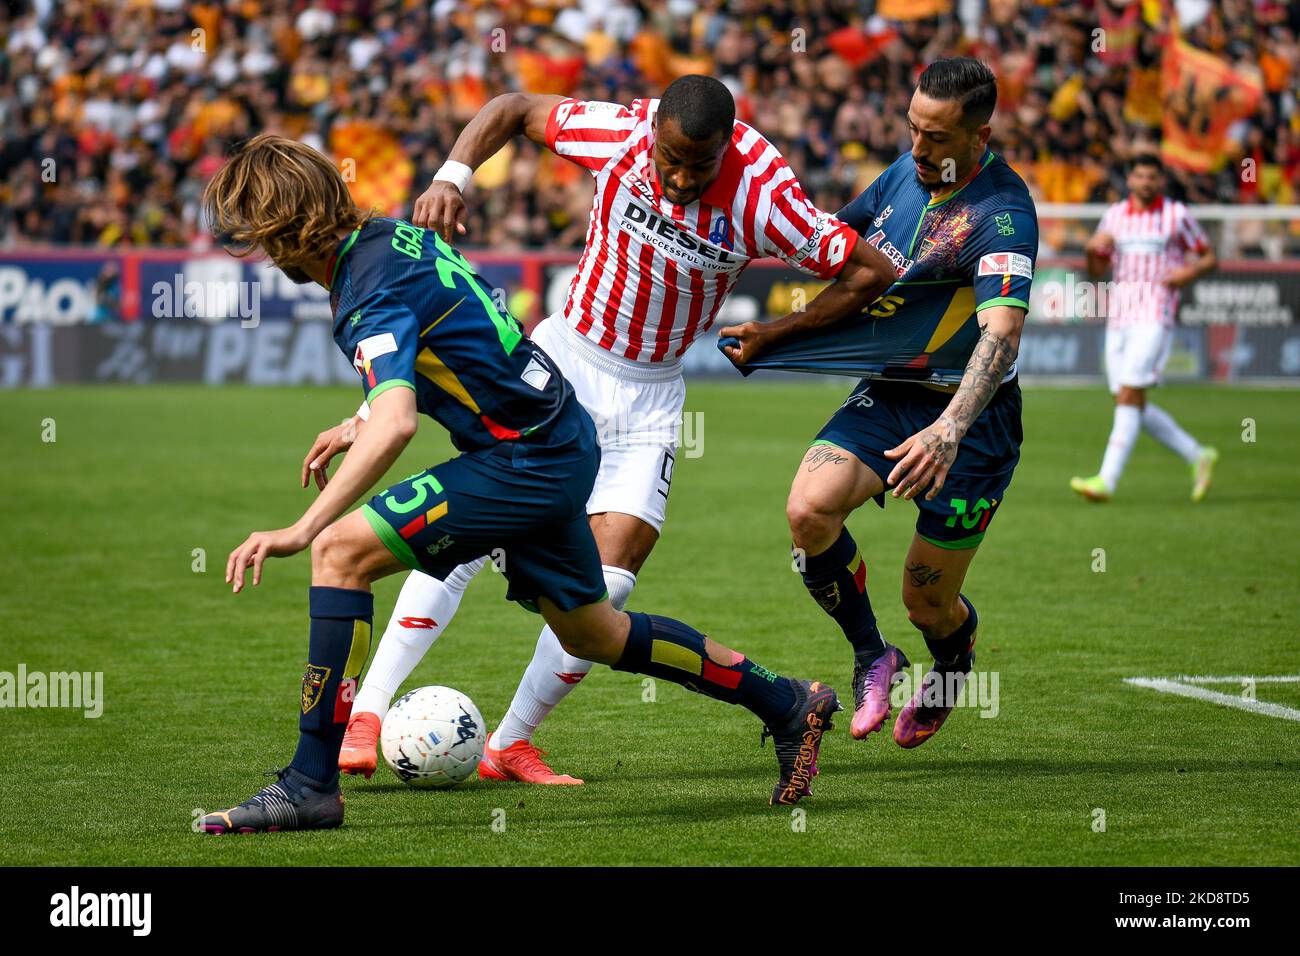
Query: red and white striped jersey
1096 194 1209 328
545 97 858 363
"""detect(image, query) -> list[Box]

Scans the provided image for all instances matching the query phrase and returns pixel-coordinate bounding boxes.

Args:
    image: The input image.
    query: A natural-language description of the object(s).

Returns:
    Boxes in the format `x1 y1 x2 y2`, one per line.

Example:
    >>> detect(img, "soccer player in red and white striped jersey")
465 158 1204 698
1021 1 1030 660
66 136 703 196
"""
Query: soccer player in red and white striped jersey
538 94 856 361
1071 154 1219 503
336 76 895 783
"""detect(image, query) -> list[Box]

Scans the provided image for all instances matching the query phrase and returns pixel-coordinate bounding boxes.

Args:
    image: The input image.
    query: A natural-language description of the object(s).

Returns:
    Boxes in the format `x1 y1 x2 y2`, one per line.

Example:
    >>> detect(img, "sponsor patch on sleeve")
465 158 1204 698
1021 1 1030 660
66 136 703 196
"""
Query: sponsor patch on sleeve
520 356 552 392
357 332 398 361
978 252 1033 279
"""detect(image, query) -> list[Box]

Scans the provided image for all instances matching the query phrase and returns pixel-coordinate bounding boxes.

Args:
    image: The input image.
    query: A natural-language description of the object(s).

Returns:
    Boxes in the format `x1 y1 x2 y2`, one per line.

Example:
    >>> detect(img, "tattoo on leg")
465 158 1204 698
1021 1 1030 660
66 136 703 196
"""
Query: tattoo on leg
803 446 849 472
906 562 943 588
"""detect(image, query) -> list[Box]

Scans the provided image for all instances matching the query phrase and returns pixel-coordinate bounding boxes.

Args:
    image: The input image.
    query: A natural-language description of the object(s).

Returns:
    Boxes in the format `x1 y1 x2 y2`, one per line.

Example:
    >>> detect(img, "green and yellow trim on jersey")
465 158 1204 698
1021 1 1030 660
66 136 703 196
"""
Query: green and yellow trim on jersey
366 378 415 404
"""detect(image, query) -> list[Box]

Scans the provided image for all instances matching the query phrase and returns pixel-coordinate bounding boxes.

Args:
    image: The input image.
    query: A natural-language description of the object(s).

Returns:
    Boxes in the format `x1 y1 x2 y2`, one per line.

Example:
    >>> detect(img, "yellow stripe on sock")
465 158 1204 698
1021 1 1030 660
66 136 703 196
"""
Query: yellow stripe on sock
650 640 702 676
342 619 372 680
847 552 862 576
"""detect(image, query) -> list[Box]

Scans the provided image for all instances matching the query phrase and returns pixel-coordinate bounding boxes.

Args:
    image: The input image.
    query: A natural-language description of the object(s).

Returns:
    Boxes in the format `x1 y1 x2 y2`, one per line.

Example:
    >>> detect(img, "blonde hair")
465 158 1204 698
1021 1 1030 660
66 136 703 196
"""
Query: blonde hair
202 133 369 268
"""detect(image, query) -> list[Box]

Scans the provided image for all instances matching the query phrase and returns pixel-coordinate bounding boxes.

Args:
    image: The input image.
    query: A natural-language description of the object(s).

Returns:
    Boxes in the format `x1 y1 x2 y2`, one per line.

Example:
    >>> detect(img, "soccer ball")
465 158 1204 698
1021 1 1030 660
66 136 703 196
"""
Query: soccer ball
380 685 486 788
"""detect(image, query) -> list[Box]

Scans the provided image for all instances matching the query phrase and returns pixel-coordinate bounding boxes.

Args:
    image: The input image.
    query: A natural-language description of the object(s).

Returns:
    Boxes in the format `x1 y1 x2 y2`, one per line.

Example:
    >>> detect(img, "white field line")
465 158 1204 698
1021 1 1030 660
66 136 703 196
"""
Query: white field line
1124 677 1300 723
1171 675 1300 685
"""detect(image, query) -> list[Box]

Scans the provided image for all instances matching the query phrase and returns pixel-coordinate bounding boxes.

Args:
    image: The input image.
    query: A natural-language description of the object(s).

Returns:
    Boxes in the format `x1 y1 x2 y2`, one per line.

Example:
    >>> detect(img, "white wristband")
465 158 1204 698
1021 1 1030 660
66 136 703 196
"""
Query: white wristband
355 401 370 422
433 160 473 193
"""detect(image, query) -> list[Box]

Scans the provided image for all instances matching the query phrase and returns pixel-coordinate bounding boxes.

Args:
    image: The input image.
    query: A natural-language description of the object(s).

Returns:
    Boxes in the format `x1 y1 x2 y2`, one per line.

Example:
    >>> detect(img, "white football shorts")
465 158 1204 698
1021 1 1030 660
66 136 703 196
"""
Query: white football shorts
1105 321 1174 394
529 314 684 532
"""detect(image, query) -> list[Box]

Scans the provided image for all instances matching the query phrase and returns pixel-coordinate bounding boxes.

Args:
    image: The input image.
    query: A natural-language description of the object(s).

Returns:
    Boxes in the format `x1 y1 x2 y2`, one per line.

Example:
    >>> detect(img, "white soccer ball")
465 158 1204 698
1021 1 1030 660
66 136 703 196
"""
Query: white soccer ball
380 685 486 788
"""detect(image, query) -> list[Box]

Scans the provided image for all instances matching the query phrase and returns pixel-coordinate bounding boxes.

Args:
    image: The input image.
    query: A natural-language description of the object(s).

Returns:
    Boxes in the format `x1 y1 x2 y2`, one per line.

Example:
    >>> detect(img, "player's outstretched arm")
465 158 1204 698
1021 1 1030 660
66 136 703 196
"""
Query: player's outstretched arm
884 305 1024 501
226 387 418 592
411 93 567 242
720 238 896 364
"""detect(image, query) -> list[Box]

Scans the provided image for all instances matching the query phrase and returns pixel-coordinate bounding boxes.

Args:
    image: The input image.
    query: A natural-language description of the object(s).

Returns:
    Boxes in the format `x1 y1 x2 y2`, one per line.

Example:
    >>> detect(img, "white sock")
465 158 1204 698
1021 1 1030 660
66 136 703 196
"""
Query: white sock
352 556 488 721
1141 402 1201 463
1099 404 1142 491
491 565 637 750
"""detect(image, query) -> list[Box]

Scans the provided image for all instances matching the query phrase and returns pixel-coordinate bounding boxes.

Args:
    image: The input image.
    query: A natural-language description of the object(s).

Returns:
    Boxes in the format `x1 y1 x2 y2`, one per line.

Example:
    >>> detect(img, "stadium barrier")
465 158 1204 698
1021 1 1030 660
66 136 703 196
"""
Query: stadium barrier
1 249 1297 387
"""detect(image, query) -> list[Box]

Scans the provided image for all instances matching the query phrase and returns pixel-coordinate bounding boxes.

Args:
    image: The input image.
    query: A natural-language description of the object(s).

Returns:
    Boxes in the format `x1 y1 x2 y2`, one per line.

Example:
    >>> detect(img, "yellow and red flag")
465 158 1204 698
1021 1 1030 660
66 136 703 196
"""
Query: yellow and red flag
1160 37 1263 173
329 121 414 217
1098 0 1140 66
1123 65 1163 126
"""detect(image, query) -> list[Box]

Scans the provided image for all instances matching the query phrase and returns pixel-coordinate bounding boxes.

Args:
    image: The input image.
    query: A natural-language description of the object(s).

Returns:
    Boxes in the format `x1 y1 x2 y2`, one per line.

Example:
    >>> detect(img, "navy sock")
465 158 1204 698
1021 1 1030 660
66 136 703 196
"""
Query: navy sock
290 586 374 787
799 528 884 661
612 612 798 727
924 594 977 666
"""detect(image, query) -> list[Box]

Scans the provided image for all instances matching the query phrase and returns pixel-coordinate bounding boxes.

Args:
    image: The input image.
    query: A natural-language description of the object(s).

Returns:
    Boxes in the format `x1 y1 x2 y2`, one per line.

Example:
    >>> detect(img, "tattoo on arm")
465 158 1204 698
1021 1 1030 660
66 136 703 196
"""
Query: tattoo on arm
906 562 943 588
917 423 960 475
803 446 850 472
942 326 1018 439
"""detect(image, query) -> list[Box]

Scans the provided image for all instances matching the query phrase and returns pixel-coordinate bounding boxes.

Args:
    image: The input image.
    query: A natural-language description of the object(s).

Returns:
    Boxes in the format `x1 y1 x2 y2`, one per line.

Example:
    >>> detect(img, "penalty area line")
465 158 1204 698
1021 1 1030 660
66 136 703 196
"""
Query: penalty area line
1124 677 1300 723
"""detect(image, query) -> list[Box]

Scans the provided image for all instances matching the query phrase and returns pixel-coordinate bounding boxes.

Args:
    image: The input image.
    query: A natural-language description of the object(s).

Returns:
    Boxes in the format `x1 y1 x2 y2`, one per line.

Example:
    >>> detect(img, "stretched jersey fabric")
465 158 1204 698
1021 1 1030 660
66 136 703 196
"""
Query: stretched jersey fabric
725 149 1038 385
1096 194 1208 329
329 217 573 453
546 97 858 363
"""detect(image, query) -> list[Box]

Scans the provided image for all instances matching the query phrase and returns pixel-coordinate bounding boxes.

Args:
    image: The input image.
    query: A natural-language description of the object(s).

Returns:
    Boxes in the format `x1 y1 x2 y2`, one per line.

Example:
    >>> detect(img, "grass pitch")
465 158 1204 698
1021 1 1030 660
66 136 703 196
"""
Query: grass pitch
1 381 1297 866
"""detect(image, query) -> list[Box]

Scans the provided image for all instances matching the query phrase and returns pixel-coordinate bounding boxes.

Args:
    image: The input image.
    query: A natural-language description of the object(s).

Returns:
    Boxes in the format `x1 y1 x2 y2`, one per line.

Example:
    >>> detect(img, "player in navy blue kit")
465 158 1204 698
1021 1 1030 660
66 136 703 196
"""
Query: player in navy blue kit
194 134 855 830
722 59 1038 751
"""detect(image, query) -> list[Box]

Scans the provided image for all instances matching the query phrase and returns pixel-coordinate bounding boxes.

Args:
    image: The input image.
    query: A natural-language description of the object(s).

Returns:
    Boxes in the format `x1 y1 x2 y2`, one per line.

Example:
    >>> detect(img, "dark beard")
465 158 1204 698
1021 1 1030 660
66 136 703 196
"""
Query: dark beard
914 170 941 195
279 264 313 284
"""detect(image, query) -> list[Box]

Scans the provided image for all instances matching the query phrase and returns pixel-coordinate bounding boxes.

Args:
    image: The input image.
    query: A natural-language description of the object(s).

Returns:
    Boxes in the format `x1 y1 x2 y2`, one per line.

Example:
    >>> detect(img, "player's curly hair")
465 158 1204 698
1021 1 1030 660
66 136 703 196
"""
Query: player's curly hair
202 133 370 269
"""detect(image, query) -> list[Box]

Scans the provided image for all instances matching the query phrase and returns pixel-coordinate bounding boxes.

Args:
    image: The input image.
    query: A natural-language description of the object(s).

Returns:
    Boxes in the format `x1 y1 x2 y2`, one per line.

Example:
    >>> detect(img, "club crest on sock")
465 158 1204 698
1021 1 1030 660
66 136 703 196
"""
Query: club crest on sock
301 664 331 714
810 581 841 613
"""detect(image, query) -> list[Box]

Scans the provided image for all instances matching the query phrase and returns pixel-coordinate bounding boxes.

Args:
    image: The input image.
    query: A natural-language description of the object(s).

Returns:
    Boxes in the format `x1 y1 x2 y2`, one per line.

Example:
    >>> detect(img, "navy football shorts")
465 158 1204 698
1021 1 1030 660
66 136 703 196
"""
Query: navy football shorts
813 378 1024 550
361 406 608 612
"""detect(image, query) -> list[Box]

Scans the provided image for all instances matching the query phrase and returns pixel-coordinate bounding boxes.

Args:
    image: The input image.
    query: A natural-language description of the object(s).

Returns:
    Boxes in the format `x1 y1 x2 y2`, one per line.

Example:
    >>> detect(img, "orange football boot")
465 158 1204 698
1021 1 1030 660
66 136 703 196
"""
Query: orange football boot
478 736 584 785
338 711 382 778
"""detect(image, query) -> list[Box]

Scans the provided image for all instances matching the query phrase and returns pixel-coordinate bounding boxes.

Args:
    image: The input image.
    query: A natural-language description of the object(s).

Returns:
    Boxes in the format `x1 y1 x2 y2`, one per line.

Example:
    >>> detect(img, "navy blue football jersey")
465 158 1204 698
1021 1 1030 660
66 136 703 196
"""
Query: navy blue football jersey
329 218 572 453
836 148 1038 381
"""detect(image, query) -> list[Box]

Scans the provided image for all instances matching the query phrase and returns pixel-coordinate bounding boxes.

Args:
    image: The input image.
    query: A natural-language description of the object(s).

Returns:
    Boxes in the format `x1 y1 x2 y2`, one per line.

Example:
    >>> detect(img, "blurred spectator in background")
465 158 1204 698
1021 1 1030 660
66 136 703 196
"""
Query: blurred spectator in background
1 0 1295 254
90 260 121 323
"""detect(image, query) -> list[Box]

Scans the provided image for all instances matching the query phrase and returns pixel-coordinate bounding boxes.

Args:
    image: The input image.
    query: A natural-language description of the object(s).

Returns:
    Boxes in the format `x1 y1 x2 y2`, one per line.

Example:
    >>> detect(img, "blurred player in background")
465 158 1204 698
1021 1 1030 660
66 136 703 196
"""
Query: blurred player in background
723 57 1037 750
334 75 897 784
1071 154 1220 503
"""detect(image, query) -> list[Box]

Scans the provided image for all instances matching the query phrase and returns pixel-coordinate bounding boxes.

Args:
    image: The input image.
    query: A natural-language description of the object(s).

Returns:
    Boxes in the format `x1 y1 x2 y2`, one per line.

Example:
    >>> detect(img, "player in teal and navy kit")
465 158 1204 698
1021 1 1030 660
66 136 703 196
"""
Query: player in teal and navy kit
195 134 850 830
722 58 1037 752
332 219 608 612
